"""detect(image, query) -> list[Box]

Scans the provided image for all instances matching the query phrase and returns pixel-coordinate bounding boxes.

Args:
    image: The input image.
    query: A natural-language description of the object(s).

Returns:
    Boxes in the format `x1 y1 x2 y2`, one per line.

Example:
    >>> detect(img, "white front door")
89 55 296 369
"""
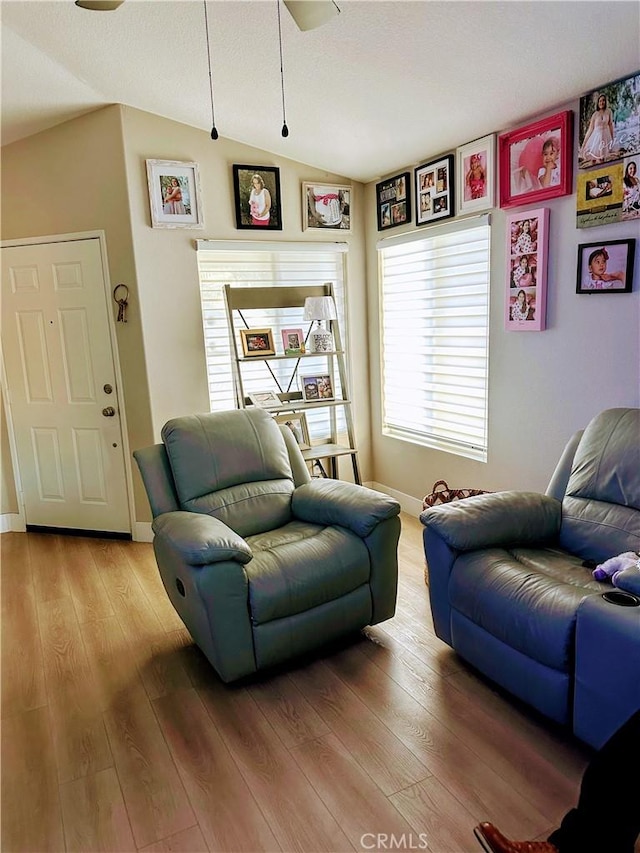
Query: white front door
1 238 130 533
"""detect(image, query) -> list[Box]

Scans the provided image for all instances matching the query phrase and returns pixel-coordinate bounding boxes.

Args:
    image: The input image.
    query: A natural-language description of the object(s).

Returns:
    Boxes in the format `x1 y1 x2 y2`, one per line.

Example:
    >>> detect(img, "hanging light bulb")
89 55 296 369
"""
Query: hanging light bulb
277 0 289 138
203 0 219 140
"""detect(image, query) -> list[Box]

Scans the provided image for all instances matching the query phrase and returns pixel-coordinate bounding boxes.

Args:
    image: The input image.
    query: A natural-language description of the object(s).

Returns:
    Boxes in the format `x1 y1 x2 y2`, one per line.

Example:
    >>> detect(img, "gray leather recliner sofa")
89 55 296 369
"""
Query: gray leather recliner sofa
421 408 640 748
134 408 401 683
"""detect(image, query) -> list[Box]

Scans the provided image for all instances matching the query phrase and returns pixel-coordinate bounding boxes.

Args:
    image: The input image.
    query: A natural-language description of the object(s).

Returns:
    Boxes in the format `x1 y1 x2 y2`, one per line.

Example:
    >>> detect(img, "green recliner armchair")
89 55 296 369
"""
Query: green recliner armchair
133 408 401 683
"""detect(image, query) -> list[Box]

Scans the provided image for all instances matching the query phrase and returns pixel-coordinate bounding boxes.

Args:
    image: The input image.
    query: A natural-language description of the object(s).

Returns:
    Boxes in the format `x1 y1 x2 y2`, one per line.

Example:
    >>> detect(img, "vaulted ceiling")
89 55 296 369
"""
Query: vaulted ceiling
2 0 639 183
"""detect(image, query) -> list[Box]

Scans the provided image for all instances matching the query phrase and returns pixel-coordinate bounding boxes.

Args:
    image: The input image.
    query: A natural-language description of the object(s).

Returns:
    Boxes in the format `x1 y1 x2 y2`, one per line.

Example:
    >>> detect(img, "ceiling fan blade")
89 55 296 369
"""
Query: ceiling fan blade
283 0 340 31
75 0 125 10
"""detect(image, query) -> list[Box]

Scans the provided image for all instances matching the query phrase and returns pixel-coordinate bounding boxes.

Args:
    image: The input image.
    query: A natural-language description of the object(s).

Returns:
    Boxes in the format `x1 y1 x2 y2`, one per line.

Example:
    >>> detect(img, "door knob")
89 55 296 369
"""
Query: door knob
102 406 116 417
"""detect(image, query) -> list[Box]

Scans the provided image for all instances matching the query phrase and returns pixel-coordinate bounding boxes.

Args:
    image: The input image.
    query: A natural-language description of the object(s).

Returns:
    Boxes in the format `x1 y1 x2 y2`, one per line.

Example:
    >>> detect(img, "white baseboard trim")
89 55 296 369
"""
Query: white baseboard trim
367 482 423 518
0 513 26 533
133 522 153 543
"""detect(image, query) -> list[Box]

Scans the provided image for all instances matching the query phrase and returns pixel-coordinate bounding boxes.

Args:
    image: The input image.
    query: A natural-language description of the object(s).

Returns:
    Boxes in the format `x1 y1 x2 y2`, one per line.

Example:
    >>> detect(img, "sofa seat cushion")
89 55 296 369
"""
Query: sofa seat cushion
245 522 369 624
449 546 602 671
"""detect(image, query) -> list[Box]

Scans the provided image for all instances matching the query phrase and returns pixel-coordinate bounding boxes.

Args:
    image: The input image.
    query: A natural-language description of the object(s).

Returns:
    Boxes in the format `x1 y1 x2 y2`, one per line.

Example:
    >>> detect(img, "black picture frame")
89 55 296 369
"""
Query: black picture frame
415 154 455 226
376 172 411 230
576 239 635 293
233 164 282 230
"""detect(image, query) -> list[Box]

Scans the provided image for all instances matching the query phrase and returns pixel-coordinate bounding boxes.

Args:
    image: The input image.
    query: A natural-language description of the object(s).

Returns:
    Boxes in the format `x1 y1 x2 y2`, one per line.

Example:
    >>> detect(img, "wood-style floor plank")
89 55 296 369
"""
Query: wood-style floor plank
1 706 65 852
63 536 115 624
289 731 417 849
29 532 71 603
153 686 280 852
197 679 354 852
59 767 136 852
88 539 191 699
325 640 552 840
38 596 113 783
358 632 580 822
247 671 331 748
103 691 196 849
80 615 149 711
138 825 210 852
390 775 480 853
123 541 185 632
1 577 47 718
292 656 431 796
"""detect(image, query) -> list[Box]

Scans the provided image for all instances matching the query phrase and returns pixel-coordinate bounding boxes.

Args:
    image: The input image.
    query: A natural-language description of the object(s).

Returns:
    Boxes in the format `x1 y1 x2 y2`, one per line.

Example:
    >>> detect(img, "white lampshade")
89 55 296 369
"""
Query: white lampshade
303 295 337 322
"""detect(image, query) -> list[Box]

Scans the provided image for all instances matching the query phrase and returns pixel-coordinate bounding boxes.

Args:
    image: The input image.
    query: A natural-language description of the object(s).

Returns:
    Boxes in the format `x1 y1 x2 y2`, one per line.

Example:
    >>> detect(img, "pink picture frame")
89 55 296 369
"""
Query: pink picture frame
505 208 549 331
499 111 573 208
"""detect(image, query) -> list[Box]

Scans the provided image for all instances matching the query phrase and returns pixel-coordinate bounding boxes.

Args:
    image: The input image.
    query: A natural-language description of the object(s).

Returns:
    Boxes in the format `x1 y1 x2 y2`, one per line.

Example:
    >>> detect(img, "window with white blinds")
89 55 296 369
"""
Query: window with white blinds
378 217 490 462
196 241 348 440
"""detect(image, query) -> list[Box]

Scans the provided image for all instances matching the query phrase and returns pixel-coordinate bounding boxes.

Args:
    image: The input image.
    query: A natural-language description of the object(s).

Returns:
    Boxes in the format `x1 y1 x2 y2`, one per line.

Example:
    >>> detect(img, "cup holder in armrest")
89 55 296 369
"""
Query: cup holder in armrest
602 590 640 607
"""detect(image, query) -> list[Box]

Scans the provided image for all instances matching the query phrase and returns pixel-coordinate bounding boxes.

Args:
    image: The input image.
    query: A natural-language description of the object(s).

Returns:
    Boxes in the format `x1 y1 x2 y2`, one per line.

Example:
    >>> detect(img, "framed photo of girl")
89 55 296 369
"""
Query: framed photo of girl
376 172 411 230
146 159 204 229
505 208 549 331
576 239 635 294
456 135 495 214
498 111 573 208
302 183 351 231
233 165 282 230
415 154 454 226
578 73 640 170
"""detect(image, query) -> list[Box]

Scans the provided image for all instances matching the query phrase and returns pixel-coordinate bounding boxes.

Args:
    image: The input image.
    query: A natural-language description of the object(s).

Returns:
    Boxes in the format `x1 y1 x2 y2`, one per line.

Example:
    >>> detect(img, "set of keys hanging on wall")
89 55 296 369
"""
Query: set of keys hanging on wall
113 283 129 323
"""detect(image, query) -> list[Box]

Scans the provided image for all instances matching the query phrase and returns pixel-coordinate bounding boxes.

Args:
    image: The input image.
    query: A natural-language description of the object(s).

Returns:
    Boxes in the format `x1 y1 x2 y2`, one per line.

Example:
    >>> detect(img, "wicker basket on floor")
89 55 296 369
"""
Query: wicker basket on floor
421 480 491 586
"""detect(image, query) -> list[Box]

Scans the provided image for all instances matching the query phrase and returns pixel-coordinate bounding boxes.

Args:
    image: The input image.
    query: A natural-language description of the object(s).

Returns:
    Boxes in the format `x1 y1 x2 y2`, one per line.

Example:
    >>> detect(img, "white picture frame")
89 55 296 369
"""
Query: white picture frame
456 134 495 215
248 391 281 408
302 182 352 232
146 159 204 229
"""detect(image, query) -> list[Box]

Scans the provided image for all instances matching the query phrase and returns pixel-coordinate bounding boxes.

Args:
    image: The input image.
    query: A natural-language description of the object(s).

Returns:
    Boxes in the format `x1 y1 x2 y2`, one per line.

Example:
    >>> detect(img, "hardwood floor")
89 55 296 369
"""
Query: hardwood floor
2 513 595 852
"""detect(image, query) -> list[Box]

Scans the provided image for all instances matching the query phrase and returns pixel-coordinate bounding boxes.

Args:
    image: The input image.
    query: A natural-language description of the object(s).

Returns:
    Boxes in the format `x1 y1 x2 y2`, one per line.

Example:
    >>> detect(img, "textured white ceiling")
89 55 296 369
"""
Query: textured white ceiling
2 0 639 183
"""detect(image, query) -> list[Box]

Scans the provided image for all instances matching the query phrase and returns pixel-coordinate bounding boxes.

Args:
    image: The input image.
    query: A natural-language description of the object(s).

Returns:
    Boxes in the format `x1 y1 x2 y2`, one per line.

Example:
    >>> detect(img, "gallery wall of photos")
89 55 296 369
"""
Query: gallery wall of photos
374 70 639 329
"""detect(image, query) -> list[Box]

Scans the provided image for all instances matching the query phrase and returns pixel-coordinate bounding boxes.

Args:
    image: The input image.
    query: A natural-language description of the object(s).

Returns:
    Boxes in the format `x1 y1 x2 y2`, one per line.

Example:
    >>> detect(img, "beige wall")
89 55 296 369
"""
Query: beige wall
3 97 638 524
365 98 640 503
1 105 152 520
1 396 18 513
119 106 369 490
1 104 369 522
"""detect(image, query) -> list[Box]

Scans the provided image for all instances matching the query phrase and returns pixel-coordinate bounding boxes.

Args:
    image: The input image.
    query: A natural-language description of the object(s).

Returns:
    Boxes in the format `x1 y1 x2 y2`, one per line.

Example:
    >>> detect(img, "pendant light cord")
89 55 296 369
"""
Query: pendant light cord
277 0 289 137
203 0 218 139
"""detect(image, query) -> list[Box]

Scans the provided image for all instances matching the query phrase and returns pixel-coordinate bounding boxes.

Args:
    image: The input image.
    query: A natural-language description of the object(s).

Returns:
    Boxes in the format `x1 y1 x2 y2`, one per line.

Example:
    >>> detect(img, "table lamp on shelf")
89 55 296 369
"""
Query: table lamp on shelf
303 295 337 353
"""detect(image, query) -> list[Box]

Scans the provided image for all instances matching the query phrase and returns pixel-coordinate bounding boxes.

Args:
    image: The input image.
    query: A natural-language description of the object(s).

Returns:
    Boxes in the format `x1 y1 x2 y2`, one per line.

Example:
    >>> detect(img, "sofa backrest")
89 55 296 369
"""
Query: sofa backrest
559 407 640 562
161 408 295 537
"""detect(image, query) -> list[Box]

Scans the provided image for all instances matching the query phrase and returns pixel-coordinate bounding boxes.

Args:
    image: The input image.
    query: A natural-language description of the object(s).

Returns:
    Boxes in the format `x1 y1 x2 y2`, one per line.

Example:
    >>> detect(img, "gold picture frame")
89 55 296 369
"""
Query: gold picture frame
239 328 276 357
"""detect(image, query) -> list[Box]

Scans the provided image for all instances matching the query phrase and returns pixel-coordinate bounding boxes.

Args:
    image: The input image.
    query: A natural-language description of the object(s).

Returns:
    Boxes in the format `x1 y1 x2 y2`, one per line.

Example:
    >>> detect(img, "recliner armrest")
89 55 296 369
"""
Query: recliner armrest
152 511 253 566
292 480 401 538
420 491 561 552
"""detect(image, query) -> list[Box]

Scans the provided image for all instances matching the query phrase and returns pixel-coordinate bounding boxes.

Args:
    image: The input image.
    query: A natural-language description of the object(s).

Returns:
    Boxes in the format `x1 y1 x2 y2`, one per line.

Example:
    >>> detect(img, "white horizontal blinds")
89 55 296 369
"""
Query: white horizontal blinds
197 244 347 439
379 220 490 461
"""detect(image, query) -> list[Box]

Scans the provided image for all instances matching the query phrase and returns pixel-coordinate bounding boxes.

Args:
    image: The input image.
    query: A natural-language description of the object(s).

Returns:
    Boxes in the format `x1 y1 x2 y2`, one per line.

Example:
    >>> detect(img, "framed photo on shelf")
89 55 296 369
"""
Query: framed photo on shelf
146 159 204 229
376 172 411 230
498 111 573 208
274 413 311 449
281 328 306 355
505 208 549 331
456 135 495 214
576 239 635 293
240 328 276 357
233 165 282 230
415 154 454 226
578 73 640 170
302 183 351 231
300 374 334 401
248 391 281 408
